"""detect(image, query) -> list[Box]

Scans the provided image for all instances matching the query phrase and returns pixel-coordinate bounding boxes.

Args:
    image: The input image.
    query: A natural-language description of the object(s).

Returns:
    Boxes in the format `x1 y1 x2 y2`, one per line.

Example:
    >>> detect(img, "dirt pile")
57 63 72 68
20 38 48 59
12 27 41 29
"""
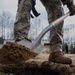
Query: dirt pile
0 42 37 64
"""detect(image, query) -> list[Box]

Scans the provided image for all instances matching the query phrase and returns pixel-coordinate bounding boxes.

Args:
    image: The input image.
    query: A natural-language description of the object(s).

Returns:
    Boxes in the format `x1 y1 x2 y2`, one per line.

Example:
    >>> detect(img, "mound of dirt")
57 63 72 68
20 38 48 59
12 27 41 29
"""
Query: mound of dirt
0 42 37 64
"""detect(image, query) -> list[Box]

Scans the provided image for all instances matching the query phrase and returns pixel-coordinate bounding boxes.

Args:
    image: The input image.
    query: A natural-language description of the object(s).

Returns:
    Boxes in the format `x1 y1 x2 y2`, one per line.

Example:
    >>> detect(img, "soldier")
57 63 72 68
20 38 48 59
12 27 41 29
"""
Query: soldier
14 0 75 64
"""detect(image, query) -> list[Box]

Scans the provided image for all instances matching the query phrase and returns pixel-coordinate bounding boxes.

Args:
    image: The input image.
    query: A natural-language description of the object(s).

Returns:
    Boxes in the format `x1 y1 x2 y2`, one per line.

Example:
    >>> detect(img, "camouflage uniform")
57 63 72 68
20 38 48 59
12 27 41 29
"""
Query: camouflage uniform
14 0 32 40
14 0 75 64
14 0 74 51
14 0 73 52
40 0 64 52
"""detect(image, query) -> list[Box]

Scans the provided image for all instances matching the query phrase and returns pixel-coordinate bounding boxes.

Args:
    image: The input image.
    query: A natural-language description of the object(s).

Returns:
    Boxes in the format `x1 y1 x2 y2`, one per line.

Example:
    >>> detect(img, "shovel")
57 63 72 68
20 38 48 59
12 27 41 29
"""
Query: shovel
17 11 70 50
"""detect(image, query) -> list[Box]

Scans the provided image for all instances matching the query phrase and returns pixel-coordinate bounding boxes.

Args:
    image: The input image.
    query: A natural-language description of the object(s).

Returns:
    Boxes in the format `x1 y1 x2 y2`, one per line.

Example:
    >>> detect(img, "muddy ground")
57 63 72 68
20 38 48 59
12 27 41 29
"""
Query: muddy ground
0 42 37 64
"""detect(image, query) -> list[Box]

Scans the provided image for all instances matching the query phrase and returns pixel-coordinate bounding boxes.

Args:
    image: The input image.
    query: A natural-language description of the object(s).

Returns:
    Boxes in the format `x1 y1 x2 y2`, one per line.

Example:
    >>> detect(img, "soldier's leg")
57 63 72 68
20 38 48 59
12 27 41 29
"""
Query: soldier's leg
40 0 72 64
14 0 32 42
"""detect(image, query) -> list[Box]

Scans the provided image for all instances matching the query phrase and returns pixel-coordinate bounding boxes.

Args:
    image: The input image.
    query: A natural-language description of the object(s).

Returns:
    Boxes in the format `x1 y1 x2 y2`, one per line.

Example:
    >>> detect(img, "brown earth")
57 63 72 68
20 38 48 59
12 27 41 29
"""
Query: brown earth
0 42 37 64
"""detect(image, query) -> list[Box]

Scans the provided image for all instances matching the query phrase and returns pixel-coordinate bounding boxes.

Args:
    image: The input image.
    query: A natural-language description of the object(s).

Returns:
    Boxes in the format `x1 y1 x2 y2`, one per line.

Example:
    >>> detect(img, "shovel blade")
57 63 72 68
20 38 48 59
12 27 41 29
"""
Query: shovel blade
30 39 41 50
17 39 41 50
17 39 32 48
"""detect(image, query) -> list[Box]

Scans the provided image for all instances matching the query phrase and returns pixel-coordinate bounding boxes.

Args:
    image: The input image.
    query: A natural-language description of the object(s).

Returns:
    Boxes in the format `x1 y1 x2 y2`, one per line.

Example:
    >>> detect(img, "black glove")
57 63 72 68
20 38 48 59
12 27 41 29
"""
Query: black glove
67 3 75 16
61 0 75 16
61 0 73 5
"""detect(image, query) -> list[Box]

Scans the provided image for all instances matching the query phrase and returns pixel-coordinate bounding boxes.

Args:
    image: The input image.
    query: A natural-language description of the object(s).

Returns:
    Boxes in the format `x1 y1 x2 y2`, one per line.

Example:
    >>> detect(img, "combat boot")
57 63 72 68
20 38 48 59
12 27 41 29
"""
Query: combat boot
49 51 72 64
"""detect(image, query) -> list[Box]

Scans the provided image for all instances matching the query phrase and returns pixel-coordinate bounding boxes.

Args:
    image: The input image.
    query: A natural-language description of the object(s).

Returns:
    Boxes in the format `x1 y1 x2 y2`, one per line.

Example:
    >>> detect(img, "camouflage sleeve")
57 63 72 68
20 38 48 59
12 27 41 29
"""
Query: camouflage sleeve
61 0 73 5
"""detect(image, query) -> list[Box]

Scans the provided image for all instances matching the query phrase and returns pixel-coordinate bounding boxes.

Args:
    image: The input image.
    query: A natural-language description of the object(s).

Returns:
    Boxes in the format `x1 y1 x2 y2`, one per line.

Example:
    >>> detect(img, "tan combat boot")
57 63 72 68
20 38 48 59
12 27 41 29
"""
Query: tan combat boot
49 51 72 64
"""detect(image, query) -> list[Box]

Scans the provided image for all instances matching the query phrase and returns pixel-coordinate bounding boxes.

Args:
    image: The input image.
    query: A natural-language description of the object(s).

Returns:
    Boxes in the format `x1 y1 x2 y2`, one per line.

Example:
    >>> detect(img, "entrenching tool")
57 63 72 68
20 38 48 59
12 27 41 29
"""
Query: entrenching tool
17 11 70 50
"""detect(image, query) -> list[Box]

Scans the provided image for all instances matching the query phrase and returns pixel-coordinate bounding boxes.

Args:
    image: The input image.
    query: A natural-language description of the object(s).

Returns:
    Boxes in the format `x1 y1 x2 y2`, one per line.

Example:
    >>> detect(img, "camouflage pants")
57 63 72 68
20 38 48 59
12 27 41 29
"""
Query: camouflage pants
14 0 64 52
40 0 64 52
14 0 32 40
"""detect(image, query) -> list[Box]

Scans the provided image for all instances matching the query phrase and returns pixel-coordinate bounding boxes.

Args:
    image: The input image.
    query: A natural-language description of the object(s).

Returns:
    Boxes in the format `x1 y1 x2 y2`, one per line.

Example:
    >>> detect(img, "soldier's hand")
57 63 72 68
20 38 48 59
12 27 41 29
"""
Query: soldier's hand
67 4 75 16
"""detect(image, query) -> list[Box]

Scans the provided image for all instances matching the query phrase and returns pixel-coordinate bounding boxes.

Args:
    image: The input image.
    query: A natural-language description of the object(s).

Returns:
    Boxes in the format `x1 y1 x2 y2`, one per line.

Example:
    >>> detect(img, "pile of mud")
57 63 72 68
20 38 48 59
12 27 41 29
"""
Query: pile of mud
0 42 37 64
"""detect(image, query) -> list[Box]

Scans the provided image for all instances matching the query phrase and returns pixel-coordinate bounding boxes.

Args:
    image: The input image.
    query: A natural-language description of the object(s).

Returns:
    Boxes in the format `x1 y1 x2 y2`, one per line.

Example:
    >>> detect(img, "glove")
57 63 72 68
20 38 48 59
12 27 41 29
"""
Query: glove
61 0 73 5
67 3 75 16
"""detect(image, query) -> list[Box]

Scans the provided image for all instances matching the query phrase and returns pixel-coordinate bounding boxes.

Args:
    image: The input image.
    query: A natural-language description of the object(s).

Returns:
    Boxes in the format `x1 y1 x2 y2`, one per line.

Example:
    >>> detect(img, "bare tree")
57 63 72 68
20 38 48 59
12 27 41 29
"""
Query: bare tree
0 11 15 39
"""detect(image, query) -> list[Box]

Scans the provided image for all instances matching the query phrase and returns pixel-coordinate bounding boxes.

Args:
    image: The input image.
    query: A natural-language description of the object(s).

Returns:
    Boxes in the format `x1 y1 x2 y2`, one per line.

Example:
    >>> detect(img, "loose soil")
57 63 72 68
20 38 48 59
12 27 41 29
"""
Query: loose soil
0 42 37 64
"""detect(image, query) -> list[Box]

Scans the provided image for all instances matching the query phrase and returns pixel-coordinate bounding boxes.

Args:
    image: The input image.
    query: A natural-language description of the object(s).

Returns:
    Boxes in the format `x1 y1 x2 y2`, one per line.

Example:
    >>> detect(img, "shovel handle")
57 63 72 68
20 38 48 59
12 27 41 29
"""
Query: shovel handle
54 11 70 26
